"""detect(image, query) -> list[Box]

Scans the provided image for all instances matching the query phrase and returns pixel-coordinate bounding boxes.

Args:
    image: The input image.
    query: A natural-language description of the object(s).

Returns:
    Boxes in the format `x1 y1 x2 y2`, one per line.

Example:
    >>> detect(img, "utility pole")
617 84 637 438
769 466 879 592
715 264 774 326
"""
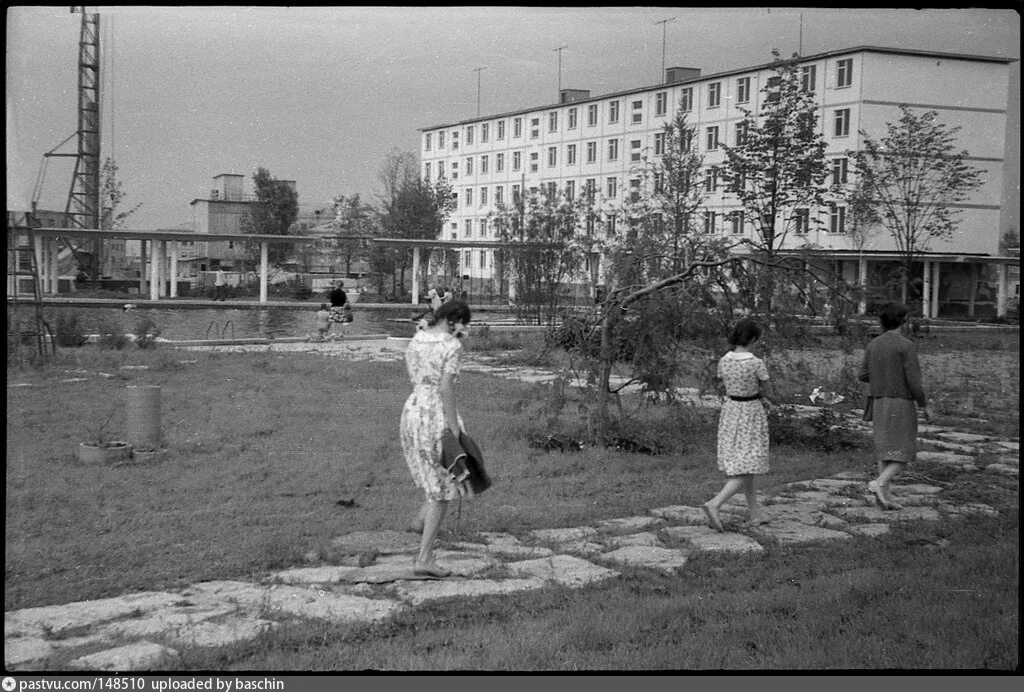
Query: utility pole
655 17 675 83
552 45 568 98
473 67 486 118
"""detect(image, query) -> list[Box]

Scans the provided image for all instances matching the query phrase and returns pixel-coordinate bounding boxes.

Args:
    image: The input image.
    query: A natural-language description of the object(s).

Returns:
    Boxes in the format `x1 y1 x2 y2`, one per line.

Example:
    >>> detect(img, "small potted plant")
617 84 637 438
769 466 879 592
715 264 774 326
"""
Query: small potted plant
77 409 132 464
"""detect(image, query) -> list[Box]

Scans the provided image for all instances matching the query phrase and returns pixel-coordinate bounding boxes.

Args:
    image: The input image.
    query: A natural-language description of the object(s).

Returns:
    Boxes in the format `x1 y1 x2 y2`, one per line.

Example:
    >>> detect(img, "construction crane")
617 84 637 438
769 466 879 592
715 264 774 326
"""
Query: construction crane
35 7 102 279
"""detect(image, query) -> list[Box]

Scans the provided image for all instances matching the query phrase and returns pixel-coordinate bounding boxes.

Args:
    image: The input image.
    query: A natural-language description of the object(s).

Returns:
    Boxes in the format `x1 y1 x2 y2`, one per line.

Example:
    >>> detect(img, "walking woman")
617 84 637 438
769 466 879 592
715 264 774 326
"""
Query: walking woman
859 302 929 510
703 318 776 532
400 300 472 577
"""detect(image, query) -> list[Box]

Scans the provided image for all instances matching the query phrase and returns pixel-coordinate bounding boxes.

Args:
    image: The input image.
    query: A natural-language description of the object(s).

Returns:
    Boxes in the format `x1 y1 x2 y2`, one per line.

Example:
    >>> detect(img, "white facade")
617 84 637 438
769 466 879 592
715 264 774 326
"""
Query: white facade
419 46 1013 296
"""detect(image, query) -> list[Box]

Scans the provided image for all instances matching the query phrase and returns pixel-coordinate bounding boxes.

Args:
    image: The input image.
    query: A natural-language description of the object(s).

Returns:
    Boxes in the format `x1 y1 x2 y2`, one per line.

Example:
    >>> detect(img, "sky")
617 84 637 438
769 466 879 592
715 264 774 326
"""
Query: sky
6 6 1020 232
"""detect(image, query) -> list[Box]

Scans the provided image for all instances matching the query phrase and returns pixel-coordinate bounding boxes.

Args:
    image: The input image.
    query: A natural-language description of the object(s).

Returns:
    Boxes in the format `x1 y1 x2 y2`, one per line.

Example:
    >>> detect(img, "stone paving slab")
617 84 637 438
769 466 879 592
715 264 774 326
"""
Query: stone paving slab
592 516 665 534
530 526 600 543
649 505 709 524
390 578 547 606
600 546 689 574
550 539 606 557
603 532 662 548
830 506 942 523
5 591 184 639
263 585 403 623
754 520 854 545
505 555 620 588
274 566 362 585
661 526 767 555
95 606 237 641
70 640 178 671
450 541 556 559
985 463 1019 477
916 450 980 470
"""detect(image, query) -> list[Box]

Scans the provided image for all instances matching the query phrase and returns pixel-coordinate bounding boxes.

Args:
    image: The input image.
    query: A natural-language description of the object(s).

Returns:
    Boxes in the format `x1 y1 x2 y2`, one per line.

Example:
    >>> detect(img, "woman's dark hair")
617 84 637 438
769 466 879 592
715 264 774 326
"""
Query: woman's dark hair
427 299 472 326
878 302 908 330
727 318 762 347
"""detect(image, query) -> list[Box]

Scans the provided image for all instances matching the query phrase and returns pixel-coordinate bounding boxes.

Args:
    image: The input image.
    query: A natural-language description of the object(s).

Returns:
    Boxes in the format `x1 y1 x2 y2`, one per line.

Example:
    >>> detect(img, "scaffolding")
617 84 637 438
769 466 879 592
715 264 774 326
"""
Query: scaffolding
7 212 57 362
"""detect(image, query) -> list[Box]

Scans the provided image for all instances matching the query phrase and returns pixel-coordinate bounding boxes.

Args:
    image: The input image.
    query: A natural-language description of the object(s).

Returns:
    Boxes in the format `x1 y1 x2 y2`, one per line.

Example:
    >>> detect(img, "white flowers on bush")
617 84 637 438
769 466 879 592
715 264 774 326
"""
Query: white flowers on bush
809 387 844 405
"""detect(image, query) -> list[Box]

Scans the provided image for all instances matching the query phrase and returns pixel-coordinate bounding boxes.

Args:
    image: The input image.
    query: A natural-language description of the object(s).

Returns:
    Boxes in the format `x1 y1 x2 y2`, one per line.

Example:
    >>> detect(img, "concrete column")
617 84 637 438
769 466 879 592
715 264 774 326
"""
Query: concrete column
50 238 59 294
139 240 148 296
411 246 421 305
157 242 167 298
997 262 1008 318
931 261 941 318
169 243 179 298
858 257 868 315
921 260 932 319
33 234 44 295
259 242 269 303
149 240 159 302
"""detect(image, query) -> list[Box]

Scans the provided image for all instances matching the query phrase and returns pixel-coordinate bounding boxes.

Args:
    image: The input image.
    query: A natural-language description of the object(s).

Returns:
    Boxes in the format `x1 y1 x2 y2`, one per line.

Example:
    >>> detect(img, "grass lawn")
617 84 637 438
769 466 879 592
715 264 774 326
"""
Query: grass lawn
5 333 1019 670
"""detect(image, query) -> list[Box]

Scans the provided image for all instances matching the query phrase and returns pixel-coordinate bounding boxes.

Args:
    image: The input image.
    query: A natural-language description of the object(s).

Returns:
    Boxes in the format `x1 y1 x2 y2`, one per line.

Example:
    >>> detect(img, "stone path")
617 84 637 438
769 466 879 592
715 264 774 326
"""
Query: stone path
5 338 1019 671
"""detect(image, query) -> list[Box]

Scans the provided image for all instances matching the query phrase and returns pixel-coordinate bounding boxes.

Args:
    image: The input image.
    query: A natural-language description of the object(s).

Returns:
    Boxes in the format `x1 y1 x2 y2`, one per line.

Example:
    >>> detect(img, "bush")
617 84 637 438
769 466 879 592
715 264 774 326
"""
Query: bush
768 405 866 452
133 317 161 349
54 313 88 348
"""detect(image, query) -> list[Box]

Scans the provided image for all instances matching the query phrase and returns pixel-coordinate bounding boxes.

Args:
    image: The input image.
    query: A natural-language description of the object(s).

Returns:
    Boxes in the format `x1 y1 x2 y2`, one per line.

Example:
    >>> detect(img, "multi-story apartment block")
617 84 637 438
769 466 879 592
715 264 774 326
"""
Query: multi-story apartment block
420 46 1017 318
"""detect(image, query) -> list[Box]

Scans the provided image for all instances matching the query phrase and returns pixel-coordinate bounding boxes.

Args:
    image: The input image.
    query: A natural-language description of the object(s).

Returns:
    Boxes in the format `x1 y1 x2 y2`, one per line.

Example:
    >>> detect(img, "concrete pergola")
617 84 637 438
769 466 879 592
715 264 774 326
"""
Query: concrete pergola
12 226 321 304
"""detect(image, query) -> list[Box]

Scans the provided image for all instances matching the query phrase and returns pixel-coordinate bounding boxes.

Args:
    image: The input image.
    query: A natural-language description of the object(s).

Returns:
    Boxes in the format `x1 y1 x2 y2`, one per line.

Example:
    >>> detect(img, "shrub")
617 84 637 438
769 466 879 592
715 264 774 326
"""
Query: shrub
55 313 88 348
768 405 866 452
133 317 161 349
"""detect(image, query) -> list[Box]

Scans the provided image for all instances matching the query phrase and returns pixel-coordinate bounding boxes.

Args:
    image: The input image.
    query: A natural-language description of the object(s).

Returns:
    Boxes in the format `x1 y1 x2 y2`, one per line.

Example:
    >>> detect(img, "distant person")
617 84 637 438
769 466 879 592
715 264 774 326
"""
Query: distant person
400 300 474 577
329 281 348 325
702 318 776 532
315 303 331 341
429 286 443 313
859 302 930 511
214 268 227 301
441 287 454 304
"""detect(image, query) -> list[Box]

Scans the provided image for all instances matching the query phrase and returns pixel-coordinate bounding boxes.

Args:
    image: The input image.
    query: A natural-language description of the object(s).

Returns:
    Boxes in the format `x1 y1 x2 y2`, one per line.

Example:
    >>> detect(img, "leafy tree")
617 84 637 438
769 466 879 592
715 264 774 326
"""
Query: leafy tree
721 51 830 312
328 193 375 275
850 105 984 302
240 167 299 267
100 157 142 230
490 185 591 324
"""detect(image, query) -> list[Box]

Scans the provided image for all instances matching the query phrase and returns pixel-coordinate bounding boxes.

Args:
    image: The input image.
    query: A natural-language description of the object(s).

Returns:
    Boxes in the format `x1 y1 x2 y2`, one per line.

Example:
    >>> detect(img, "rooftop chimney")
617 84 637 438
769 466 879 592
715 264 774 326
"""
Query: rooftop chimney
665 67 701 84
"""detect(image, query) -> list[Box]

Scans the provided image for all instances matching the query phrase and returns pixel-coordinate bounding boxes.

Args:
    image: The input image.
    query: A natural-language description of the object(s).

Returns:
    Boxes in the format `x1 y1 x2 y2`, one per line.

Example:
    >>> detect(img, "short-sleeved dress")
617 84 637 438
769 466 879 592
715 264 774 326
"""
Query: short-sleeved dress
716 351 770 476
400 329 464 501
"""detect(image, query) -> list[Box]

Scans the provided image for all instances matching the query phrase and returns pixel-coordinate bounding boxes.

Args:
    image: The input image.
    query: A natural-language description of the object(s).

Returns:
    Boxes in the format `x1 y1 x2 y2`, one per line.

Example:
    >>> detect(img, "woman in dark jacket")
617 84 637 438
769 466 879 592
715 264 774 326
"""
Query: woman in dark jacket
858 302 930 510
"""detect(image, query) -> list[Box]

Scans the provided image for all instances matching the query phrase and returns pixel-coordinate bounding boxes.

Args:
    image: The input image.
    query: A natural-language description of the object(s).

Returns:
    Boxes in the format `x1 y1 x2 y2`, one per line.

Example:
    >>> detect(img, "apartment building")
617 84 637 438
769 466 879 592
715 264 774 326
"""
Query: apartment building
419 46 1016 317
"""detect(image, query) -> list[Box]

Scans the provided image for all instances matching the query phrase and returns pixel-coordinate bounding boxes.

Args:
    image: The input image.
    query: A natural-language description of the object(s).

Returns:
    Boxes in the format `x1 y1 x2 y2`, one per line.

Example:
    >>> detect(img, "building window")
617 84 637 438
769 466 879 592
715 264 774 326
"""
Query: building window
513 151 521 171
631 100 643 124
424 162 431 181
654 132 666 156
466 125 474 144
496 153 505 173
465 188 473 206
834 108 850 137
681 87 693 112
703 210 716 234
800 65 817 93
832 157 848 186
735 121 748 146
546 181 557 198
530 152 539 172
549 111 558 132
704 167 718 192
479 218 487 238
629 178 641 202
794 208 810 235
464 220 472 238
708 82 721 108
609 100 620 123
497 120 506 139
587 103 599 126
737 77 750 103
451 161 458 180
512 184 521 203
836 58 853 88
438 160 445 178
586 141 597 163
425 133 432 151
655 91 667 116
530 118 540 139
730 210 745 235
481 123 489 142
630 139 642 162
565 179 575 201
606 177 617 198
479 249 487 268
480 187 488 206
495 185 504 205
730 170 746 194
607 138 619 161
585 178 597 199
438 131 446 148
481 155 489 174
513 117 522 138
654 172 664 194
465 157 473 176
548 146 557 167
567 144 577 165
706 126 719 150
829 204 846 233
568 107 578 129
606 213 617 235
451 131 459 149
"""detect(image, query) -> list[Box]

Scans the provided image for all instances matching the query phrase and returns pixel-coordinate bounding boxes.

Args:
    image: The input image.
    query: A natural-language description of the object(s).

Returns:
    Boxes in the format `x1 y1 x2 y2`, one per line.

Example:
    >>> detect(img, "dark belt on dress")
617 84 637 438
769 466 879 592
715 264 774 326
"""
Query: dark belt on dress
728 394 762 402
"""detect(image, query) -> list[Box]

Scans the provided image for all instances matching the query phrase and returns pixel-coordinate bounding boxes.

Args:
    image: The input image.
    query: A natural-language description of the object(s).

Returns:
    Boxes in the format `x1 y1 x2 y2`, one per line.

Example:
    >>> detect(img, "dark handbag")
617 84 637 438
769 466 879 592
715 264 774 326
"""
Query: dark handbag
459 432 491 495
862 395 874 422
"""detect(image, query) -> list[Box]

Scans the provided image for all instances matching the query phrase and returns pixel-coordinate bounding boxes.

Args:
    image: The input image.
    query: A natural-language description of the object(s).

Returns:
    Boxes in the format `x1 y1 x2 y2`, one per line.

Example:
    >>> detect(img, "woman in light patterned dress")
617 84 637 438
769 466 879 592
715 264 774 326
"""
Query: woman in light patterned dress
400 300 472 577
703 319 777 532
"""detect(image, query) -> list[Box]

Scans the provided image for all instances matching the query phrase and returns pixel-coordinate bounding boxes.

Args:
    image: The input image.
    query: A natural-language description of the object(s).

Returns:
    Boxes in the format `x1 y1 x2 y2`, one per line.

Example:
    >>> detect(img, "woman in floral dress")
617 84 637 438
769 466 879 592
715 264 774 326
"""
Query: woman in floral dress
703 319 776 532
400 300 472 577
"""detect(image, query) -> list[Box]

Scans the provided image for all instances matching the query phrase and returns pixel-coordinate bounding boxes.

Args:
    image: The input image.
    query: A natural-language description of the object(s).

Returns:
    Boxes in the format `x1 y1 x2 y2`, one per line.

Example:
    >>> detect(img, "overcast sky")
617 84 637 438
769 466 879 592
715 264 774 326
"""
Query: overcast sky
6 6 1020 231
